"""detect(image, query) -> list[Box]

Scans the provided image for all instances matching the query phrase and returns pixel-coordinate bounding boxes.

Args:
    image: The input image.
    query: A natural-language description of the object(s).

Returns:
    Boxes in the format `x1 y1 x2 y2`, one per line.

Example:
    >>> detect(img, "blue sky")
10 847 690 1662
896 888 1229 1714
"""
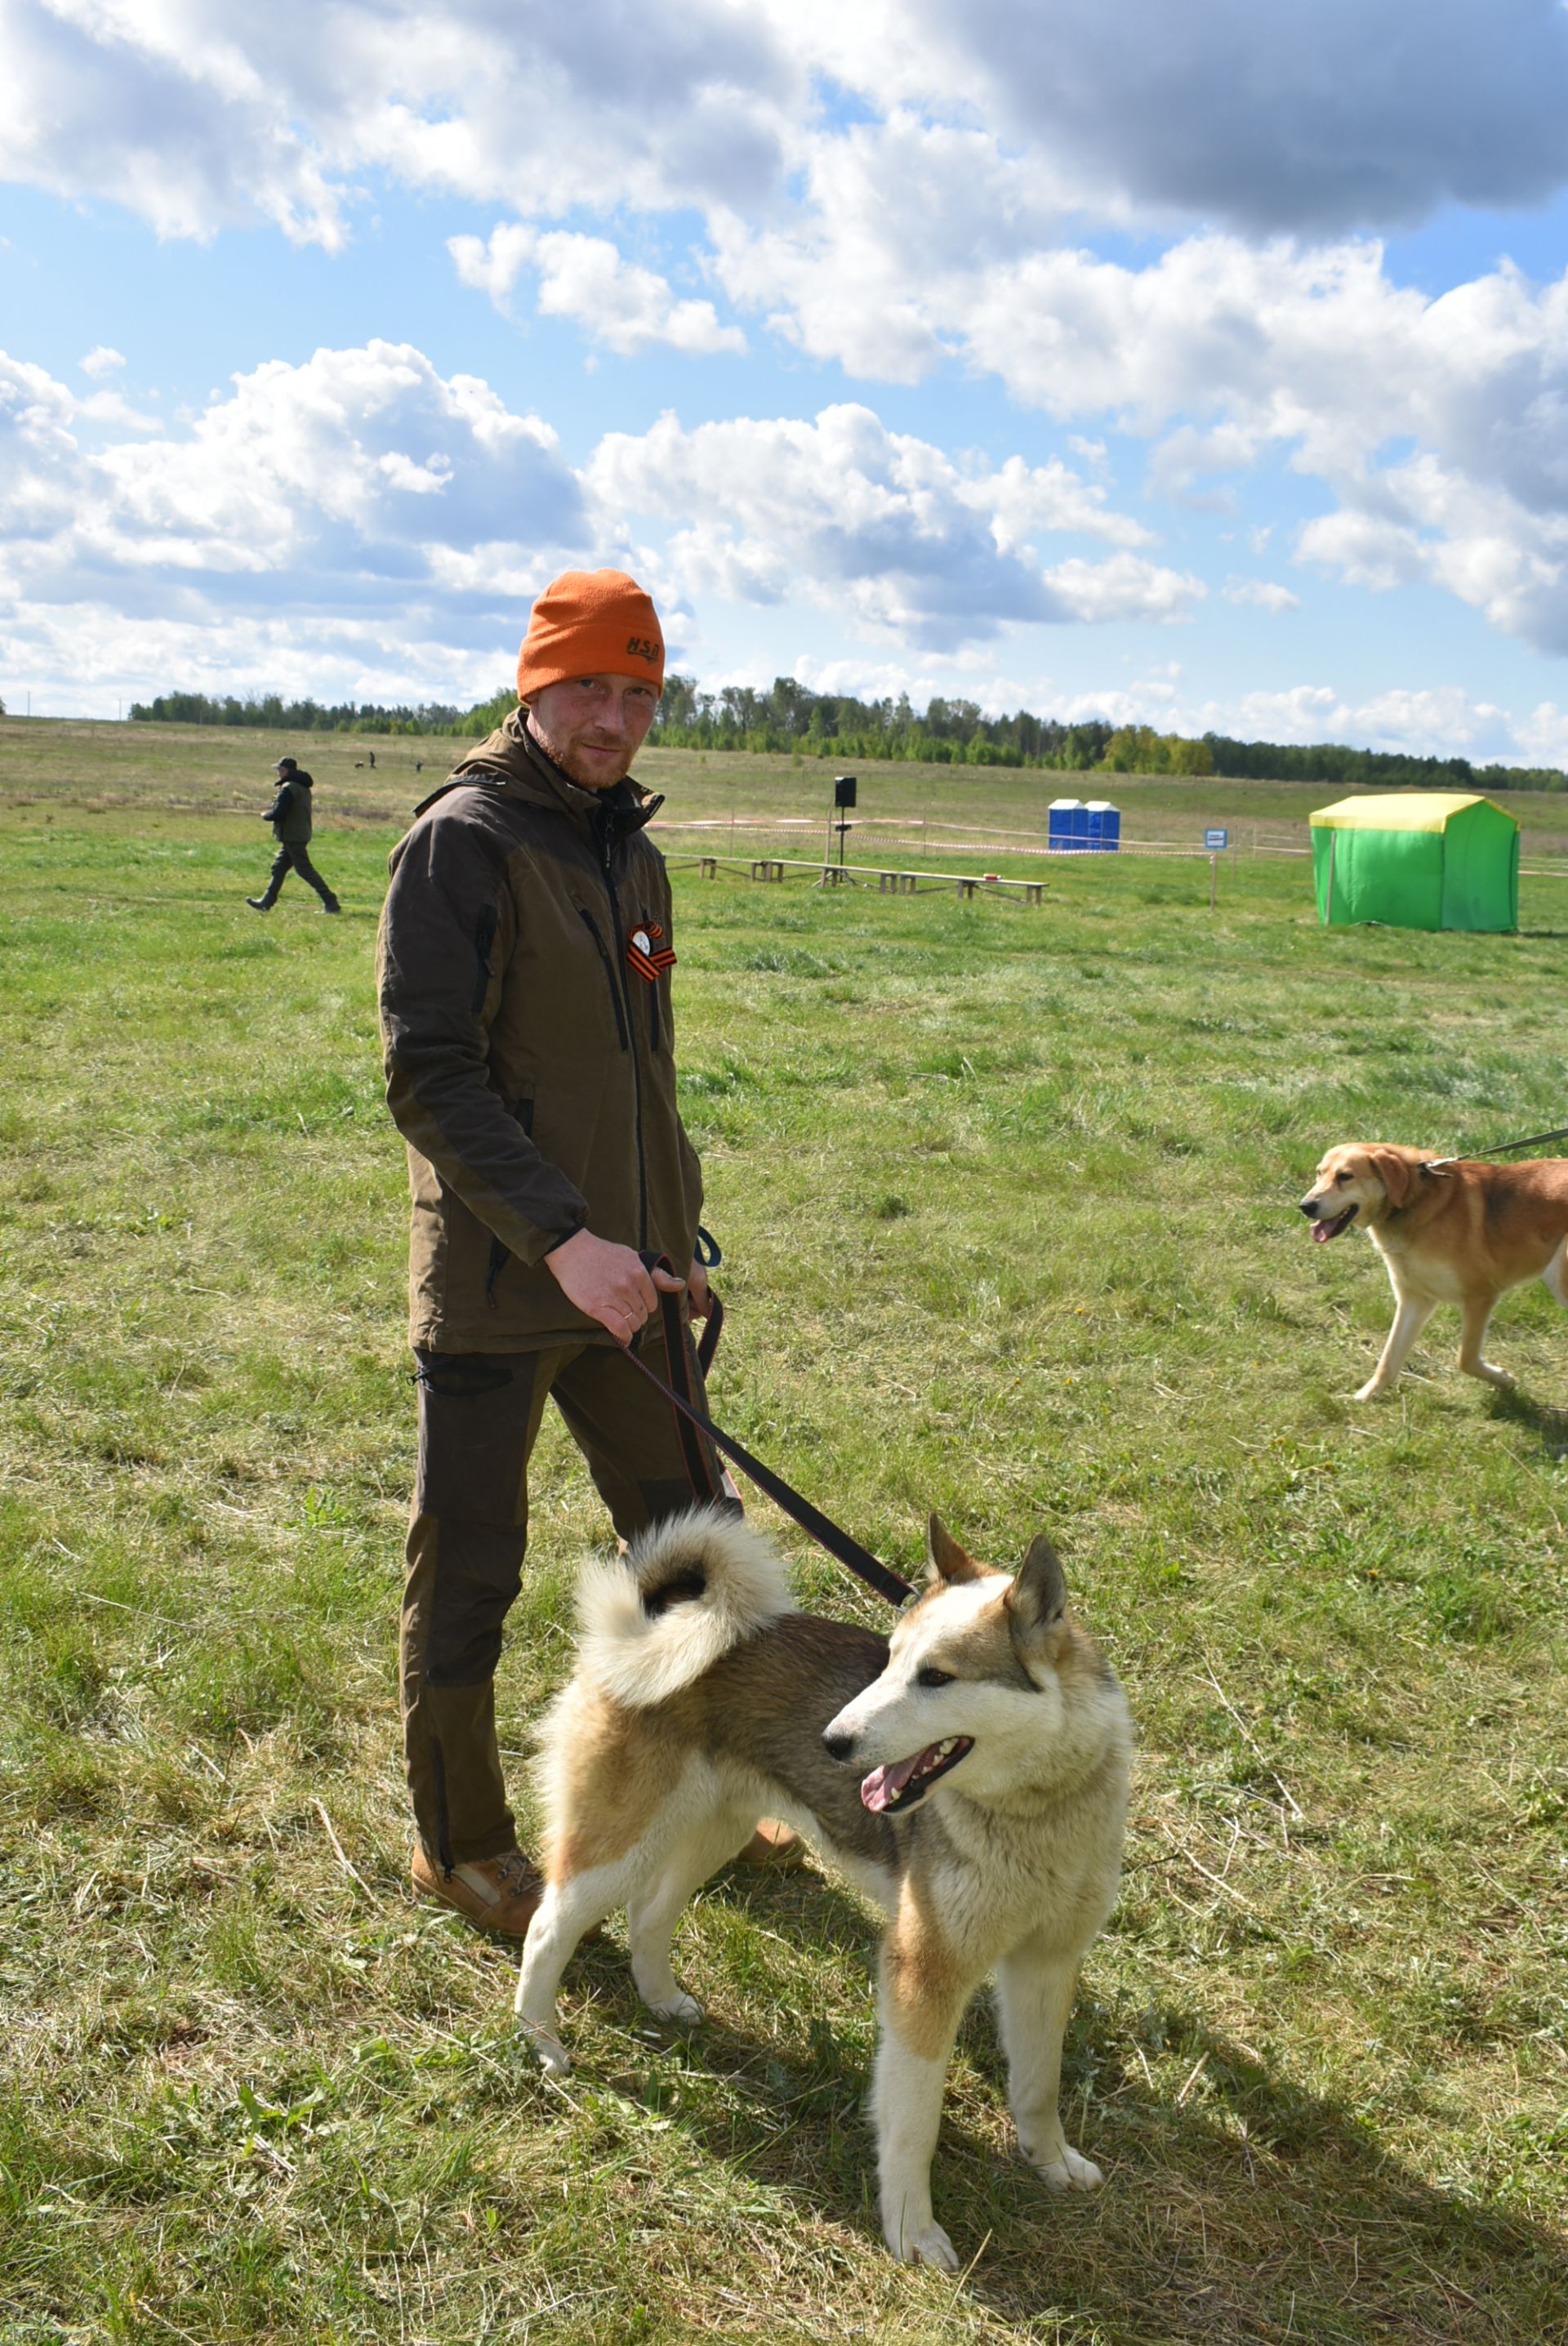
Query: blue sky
3 0 1568 761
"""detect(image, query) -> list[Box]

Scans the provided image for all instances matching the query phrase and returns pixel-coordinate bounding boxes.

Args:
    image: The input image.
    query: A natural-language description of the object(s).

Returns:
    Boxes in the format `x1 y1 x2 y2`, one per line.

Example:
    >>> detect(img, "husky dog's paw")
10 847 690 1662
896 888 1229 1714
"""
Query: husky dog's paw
889 2220 959 2273
1352 1377 1391 1403
516 2018 572 2077
647 1990 704 2027
1475 1360 1515 1388
1033 2144 1103 2193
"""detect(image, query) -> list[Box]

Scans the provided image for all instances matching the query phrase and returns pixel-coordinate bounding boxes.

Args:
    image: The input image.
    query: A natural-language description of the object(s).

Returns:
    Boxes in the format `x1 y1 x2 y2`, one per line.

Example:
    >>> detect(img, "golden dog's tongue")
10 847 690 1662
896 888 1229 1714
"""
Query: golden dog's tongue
1312 1219 1337 1243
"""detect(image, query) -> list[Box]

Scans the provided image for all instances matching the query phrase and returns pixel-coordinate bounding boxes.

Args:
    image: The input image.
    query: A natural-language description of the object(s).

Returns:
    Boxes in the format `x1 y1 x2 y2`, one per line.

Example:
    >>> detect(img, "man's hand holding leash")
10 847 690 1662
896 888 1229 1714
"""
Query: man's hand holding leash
545 1229 709 1341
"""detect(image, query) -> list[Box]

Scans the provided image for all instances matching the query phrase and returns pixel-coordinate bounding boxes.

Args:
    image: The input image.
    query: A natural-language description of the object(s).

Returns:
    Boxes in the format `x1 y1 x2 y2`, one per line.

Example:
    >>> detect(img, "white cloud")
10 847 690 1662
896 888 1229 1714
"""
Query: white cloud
708 110 1076 384
1188 680 1517 757
0 0 800 245
944 237 1568 655
588 404 1187 649
0 350 1200 710
78 345 125 377
1223 578 1299 613
1512 704 1568 766
0 341 593 703
7 1 1567 260
7 2 1568 668
1037 553 1204 627
702 176 1568 657
449 225 744 356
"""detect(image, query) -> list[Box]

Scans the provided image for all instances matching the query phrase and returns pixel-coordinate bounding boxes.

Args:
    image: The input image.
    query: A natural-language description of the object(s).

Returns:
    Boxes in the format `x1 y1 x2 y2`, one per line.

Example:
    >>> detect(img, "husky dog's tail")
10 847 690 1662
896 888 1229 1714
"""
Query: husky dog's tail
577 1505 794 1707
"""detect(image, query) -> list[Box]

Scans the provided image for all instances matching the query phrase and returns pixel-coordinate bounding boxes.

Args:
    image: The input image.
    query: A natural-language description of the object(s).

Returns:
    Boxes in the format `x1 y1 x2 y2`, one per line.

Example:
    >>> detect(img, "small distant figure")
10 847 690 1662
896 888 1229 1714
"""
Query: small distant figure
247 756 341 915
367 749 376 768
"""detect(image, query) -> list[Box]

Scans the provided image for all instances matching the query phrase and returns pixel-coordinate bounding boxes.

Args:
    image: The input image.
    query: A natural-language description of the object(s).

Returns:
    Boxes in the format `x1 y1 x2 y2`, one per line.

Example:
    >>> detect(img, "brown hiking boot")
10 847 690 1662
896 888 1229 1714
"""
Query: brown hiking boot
411 1844 542 1938
736 1819 808 1871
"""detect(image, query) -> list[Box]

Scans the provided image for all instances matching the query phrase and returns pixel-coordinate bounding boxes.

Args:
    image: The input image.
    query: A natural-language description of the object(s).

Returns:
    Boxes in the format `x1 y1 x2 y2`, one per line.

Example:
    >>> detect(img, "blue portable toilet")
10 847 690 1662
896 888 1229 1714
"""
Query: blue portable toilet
1085 799 1120 851
1049 796 1082 851
1069 800 1092 848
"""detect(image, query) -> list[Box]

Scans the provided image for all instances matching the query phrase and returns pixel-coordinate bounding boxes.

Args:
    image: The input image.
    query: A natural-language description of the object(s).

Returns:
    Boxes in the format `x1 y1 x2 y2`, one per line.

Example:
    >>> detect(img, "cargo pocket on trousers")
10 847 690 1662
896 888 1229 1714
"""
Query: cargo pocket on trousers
413 1352 532 1527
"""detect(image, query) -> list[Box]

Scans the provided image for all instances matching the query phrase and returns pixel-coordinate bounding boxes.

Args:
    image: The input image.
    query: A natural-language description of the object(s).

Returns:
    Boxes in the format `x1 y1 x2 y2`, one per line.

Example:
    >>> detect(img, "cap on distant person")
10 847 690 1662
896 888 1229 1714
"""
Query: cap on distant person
274 756 296 773
515 569 664 701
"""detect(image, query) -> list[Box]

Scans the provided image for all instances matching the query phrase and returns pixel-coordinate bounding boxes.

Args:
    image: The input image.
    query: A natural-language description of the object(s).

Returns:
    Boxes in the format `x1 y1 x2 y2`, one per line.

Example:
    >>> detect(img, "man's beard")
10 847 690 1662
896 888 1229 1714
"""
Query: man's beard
526 710 626 791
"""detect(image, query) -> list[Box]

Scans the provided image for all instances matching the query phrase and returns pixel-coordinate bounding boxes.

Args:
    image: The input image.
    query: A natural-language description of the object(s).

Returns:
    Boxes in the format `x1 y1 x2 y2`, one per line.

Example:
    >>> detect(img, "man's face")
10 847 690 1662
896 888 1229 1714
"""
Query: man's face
524 672 660 791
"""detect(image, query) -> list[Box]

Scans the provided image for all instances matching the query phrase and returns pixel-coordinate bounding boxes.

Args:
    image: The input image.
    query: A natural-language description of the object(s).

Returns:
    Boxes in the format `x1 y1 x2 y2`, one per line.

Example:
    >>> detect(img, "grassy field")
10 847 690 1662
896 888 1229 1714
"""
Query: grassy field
2 721 1566 2344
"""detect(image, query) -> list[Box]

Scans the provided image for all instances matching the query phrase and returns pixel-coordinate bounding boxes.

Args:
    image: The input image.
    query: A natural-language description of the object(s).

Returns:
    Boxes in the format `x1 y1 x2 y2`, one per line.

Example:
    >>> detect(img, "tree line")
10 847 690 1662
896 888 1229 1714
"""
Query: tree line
124 677 1568 792
127 690 464 735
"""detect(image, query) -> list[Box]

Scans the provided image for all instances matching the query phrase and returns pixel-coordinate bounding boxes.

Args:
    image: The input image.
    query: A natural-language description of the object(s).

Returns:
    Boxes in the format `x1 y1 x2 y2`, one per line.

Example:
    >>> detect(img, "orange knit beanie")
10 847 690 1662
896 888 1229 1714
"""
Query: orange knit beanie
515 569 665 700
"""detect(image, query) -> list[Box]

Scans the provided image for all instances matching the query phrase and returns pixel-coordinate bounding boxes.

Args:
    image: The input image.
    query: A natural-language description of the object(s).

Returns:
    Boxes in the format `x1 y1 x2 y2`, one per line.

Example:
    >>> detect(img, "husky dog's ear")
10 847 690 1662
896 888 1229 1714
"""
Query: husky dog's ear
1365 1145 1413 1209
1006 1532 1067 1651
927 1513 985 1584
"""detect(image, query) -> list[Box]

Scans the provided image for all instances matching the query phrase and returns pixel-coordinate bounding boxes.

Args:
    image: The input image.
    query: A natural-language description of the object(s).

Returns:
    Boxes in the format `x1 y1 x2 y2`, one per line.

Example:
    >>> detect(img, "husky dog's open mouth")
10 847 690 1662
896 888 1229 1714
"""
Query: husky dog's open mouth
1311 1204 1358 1243
861 1736 974 1813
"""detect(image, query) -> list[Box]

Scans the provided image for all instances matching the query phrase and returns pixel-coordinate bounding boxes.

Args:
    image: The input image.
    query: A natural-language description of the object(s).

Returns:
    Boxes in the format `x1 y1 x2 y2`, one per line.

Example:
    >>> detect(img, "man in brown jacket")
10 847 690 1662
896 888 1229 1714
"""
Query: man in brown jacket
379 569 754 1938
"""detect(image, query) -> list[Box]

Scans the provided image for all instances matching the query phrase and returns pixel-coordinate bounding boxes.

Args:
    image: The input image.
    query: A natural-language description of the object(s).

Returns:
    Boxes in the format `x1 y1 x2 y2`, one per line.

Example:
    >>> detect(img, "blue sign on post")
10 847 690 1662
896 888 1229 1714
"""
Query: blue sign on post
1205 827 1229 850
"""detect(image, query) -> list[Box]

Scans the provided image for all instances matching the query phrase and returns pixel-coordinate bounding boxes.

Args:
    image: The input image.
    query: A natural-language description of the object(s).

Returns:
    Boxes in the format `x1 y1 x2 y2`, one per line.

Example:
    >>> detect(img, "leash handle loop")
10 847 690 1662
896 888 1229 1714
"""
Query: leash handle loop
628 1256 913 1608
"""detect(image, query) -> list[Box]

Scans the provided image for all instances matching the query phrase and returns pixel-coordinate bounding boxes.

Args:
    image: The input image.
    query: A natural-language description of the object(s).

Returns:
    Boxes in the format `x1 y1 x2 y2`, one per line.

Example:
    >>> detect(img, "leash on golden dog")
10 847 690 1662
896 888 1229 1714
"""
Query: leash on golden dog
621 1249 915 1608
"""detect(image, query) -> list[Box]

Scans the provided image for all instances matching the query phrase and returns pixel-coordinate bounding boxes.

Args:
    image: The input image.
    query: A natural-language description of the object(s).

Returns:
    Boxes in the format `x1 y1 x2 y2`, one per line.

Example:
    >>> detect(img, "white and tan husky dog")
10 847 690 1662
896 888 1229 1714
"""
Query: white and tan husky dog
514 1505 1132 2271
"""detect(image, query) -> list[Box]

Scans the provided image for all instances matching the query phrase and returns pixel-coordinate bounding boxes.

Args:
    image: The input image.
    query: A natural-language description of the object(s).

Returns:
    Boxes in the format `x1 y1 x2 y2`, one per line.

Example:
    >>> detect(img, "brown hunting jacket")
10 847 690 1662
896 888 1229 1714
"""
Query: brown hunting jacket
376 710 702 1353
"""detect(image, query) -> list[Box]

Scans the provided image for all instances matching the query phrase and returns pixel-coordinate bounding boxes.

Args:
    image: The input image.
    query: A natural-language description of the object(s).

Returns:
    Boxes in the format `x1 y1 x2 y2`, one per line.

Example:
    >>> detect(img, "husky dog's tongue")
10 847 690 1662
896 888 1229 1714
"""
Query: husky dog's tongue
861 1737 973 1813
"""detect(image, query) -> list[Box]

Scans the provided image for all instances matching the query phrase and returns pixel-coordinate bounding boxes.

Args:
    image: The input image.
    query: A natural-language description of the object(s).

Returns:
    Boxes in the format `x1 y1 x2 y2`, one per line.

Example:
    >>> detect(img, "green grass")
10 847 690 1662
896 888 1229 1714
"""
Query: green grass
1 726 1566 2343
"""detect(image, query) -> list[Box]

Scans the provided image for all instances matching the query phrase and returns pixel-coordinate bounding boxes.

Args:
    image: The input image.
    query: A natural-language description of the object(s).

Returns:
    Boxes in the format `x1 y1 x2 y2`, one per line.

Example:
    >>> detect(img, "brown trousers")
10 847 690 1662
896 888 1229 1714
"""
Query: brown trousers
402 1322 730 1868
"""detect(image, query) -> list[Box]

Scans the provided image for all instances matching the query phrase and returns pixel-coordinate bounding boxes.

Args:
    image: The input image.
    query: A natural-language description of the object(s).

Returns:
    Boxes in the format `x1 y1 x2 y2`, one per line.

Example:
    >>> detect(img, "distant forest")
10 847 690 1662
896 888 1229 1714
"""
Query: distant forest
128 678 1568 793
128 690 464 736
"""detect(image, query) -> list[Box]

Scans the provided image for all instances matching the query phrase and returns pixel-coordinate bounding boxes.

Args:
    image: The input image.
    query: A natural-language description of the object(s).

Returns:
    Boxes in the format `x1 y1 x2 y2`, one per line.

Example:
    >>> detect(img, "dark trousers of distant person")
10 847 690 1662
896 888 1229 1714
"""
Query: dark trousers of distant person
254 843 340 911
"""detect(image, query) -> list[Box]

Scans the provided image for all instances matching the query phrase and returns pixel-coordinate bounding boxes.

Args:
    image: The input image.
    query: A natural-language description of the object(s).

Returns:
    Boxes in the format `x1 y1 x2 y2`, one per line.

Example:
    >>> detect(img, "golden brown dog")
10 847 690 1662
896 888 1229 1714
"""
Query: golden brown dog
1300 1142 1568 1398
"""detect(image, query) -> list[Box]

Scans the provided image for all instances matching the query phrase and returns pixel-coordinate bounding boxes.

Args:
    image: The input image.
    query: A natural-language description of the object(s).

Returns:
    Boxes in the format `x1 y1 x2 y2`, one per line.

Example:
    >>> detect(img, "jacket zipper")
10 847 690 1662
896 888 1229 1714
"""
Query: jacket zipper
597 811 648 1250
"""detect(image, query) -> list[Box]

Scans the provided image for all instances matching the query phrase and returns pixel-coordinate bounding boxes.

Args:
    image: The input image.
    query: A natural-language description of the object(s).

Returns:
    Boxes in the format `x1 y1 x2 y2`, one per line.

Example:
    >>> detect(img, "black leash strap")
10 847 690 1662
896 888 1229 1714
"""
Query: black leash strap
1463 1121 1568 1159
623 1258 915 1608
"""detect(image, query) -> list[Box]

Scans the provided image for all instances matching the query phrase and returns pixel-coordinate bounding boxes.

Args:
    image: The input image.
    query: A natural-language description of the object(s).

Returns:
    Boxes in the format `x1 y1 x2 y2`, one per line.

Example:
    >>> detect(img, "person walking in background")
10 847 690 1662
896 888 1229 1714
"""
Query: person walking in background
377 567 791 1941
247 755 341 914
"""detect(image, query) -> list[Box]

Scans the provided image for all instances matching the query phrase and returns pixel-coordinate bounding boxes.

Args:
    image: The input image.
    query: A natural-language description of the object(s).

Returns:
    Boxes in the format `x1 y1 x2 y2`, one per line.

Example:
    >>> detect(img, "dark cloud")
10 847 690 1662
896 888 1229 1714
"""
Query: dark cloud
939 0 1568 234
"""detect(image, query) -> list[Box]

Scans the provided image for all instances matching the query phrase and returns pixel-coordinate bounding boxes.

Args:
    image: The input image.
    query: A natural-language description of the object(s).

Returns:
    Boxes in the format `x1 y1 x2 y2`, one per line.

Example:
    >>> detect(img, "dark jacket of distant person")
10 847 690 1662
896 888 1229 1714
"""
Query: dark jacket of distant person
265 764 315 847
376 711 702 1357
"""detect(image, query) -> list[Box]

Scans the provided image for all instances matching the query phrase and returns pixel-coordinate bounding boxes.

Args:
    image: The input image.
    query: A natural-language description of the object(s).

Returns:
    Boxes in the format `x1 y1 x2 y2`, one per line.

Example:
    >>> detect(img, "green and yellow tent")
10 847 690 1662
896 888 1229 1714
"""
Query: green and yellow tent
1309 792 1518 931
